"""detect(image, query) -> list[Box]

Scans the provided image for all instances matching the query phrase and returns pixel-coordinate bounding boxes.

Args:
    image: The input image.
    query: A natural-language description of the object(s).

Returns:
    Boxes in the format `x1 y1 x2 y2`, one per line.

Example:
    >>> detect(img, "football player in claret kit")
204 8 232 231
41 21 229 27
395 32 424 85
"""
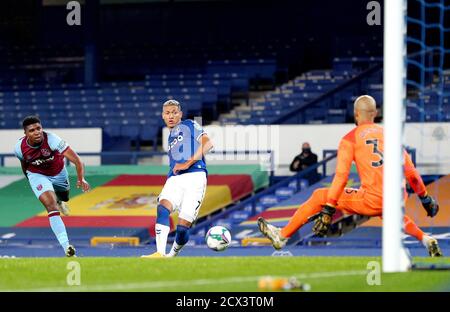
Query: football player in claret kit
142 100 214 258
14 116 90 257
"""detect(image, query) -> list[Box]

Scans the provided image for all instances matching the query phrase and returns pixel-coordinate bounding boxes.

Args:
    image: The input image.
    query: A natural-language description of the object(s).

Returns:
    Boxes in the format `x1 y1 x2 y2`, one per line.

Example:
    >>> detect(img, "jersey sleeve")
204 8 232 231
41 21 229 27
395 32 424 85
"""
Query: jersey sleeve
404 150 427 197
188 120 207 142
14 140 23 161
47 132 70 154
327 138 354 206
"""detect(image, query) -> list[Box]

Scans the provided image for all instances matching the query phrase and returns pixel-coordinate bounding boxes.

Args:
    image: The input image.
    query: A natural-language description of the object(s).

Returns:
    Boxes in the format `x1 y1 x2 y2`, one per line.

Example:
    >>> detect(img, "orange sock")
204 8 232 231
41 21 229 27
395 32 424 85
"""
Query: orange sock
403 215 424 241
281 188 328 238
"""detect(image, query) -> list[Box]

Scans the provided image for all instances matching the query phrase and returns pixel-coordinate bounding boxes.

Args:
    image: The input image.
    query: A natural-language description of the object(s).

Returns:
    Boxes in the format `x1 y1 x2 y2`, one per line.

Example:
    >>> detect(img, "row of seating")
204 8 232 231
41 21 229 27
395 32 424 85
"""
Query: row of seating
220 65 362 125
0 38 297 61
0 72 250 90
0 56 275 90
0 54 281 144
0 89 220 101
220 57 450 125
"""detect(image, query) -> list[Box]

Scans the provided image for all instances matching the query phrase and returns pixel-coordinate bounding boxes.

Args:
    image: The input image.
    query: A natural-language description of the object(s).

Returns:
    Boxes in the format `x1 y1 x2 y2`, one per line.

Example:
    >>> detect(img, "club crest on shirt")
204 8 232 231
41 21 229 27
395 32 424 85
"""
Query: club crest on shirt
37 184 43 191
41 148 51 157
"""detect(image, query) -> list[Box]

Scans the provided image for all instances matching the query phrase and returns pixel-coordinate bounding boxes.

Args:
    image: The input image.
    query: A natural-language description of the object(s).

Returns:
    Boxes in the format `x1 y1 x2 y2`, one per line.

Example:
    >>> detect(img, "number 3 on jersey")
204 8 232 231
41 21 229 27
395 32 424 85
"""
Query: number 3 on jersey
366 139 383 167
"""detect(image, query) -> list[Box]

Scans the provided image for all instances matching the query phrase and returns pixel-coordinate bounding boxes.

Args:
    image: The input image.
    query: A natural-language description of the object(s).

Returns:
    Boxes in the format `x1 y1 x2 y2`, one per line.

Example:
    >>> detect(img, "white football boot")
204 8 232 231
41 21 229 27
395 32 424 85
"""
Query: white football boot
57 200 70 216
423 236 443 257
257 217 287 250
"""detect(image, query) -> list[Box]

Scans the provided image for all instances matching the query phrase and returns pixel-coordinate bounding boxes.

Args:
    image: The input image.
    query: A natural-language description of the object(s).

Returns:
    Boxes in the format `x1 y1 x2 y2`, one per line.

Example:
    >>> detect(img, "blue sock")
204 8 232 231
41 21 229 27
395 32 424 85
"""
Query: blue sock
156 204 170 226
175 225 190 246
48 212 70 252
168 225 190 257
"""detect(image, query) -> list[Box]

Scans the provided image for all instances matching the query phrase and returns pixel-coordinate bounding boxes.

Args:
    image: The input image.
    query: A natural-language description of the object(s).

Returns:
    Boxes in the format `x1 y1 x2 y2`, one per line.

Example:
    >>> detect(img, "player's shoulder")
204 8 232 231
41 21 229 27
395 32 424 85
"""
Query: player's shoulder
181 119 197 126
181 119 193 126
342 123 383 144
342 126 358 144
45 131 69 151
15 136 26 149
182 119 203 130
355 123 383 139
14 137 26 158
44 130 57 139
45 131 65 143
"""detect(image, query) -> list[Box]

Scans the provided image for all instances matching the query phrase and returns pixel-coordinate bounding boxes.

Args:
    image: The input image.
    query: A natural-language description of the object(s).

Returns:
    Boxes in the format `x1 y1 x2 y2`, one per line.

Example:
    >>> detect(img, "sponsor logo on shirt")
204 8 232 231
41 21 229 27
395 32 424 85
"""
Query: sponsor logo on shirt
31 156 55 166
168 135 184 151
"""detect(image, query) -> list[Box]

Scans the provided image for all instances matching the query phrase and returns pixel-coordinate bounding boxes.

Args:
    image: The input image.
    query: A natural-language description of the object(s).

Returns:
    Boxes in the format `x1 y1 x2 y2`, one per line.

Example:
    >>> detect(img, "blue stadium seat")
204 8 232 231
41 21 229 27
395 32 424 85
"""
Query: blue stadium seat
230 211 252 224
258 195 279 208
275 187 296 200
104 124 121 137
140 125 159 150
121 125 140 139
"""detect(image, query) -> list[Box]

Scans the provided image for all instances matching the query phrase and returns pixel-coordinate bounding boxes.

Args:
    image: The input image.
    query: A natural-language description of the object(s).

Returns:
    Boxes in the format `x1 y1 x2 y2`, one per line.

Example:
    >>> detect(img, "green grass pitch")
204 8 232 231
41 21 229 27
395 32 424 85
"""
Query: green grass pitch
1 257 449 292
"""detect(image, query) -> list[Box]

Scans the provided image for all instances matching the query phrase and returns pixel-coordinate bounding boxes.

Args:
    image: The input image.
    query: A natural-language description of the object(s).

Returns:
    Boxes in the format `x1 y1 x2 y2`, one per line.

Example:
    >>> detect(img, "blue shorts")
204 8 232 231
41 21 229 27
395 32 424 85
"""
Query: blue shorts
27 167 70 199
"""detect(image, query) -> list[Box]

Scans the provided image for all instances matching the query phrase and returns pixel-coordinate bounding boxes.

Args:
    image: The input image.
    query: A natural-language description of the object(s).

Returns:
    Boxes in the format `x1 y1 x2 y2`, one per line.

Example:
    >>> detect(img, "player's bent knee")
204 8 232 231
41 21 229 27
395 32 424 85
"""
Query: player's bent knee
175 225 190 245
159 199 173 211
178 218 192 228
39 191 58 210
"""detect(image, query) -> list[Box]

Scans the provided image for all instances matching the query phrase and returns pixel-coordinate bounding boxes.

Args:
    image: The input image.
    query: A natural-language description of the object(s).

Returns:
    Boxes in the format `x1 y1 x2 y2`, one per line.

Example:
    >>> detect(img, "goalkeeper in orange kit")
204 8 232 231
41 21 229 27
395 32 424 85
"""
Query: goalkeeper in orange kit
258 95 442 257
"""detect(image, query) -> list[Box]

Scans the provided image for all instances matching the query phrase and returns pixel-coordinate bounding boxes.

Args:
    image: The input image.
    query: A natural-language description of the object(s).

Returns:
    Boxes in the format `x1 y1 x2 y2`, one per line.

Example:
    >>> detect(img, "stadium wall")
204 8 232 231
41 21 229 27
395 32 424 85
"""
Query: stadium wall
0 128 102 166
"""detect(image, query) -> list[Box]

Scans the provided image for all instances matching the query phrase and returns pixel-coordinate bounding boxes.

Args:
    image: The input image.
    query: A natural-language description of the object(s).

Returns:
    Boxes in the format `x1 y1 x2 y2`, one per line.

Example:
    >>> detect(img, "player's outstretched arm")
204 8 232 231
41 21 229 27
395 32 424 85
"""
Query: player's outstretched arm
404 151 439 217
197 134 214 157
63 147 90 192
327 138 354 207
173 134 213 175
309 138 353 236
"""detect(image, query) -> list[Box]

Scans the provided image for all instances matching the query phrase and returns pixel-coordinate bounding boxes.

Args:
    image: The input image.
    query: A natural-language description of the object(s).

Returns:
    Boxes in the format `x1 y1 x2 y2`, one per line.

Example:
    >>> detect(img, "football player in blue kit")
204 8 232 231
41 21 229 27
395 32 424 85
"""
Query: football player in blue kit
142 100 214 258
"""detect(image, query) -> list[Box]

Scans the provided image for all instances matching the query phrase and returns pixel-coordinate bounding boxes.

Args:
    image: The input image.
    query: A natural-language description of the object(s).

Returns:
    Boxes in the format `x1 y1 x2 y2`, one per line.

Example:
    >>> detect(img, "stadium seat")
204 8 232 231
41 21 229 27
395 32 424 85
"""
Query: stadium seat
275 187 296 200
259 195 279 208
121 125 140 139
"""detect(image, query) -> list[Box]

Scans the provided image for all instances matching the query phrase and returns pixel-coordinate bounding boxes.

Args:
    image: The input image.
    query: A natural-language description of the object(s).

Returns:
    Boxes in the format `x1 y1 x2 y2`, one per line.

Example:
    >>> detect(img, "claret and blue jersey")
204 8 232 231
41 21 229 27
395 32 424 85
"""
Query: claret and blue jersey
167 119 208 178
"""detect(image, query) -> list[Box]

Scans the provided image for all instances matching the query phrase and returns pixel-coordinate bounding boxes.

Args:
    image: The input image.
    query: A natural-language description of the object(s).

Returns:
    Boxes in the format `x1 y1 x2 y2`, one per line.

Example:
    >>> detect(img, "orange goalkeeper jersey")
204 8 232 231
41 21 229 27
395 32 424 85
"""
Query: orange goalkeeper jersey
327 122 427 207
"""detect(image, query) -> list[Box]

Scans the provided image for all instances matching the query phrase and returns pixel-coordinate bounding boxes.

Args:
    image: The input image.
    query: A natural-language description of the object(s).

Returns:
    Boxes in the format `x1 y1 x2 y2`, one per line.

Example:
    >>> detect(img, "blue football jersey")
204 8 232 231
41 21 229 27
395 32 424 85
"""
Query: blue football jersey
167 119 207 177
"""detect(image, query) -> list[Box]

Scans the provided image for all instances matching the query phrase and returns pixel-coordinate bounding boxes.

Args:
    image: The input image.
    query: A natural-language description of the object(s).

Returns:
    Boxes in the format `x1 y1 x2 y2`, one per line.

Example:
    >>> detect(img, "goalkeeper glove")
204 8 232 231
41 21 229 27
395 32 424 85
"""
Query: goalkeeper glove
310 204 336 237
420 194 439 217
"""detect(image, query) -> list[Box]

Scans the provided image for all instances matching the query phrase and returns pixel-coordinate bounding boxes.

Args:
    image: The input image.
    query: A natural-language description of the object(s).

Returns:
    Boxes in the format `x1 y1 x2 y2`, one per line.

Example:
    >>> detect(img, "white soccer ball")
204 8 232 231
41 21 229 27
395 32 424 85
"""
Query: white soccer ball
205 225 231 251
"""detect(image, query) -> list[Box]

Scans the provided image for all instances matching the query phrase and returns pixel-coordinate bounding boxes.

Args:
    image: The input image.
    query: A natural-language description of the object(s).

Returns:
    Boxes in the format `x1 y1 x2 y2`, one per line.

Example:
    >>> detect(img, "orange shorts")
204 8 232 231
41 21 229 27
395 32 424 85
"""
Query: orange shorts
314 187 382 217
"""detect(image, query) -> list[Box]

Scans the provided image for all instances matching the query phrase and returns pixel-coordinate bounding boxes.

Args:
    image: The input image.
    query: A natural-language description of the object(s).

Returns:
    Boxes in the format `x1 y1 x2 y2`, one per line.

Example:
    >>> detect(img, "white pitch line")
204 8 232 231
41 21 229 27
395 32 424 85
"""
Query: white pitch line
3 270 368 292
